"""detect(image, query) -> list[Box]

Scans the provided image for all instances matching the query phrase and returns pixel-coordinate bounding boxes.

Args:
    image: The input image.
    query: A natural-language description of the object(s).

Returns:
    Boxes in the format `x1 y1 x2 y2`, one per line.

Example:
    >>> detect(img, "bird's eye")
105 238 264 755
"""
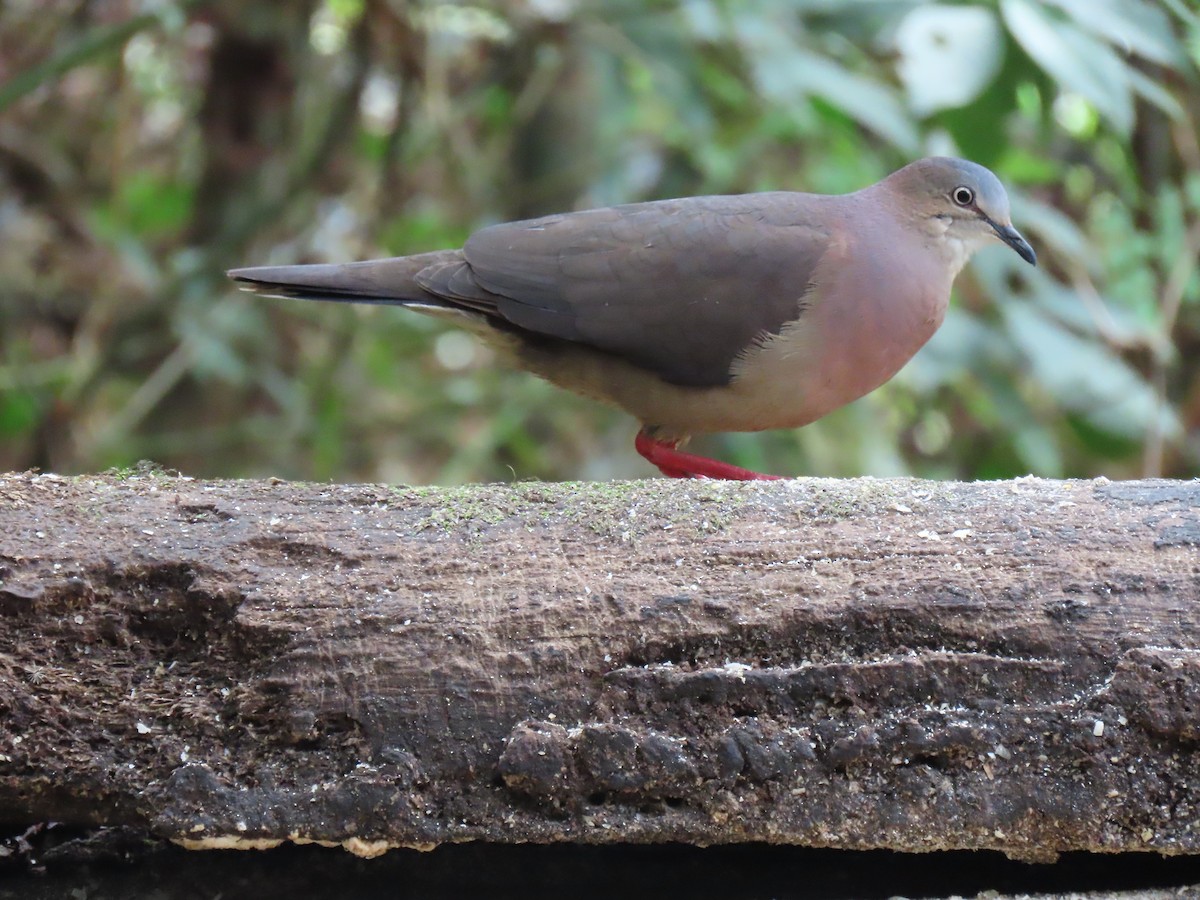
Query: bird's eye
952 186 975 207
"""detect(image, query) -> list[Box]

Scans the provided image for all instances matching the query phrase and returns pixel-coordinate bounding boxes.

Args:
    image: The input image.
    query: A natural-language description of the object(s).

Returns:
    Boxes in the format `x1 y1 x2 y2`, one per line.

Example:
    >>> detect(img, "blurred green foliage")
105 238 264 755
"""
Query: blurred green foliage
1 0 1198 484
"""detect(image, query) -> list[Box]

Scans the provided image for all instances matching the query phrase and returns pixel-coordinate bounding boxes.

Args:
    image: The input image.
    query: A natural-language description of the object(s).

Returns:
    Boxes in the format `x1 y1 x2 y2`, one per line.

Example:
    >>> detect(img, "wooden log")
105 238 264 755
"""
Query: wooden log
1 470 1198 862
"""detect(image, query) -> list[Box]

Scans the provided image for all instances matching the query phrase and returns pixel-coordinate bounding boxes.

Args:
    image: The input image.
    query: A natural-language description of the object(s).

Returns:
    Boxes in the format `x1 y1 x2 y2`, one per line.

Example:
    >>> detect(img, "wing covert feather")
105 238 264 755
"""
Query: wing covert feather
446 193 833 386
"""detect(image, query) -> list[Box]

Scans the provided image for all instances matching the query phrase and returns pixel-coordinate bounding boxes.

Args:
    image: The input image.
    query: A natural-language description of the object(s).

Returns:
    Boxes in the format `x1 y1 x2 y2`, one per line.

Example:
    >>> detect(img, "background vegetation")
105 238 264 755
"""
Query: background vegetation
1 0 1198 484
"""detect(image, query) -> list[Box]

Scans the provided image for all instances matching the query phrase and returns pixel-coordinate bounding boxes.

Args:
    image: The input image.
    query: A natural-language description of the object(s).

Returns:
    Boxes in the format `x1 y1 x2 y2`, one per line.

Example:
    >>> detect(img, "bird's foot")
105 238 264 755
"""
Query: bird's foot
635 431 783 481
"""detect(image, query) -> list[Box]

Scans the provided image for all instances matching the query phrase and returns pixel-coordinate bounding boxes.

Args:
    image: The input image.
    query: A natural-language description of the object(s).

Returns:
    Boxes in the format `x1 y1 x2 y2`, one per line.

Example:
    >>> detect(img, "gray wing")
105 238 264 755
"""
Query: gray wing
417 193 831 387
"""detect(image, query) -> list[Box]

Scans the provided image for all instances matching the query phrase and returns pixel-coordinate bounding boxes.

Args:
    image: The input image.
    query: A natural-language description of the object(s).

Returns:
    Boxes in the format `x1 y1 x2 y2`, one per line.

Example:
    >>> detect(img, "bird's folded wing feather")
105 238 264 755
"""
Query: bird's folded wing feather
418 193 832 387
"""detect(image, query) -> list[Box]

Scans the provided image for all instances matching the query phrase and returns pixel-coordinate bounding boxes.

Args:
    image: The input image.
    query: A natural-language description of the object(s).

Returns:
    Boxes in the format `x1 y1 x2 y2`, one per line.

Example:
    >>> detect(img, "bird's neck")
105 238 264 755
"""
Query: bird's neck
921 215 981 278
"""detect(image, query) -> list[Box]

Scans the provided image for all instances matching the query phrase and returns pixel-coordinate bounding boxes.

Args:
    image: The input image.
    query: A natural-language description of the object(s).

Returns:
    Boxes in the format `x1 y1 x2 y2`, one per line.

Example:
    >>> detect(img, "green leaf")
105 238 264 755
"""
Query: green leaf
787 50 920 152
1003 303 1178 440
1044 0 1188 67
681 0 725 42
1001 0 1134 135
895 5 1004 116
995 147 1061 184
733 10 919 152
121 173 194 239
1010 192 1094 266
1014 424 1064 477
91 172 194 242
1126 68 1185 120
0 390 39 438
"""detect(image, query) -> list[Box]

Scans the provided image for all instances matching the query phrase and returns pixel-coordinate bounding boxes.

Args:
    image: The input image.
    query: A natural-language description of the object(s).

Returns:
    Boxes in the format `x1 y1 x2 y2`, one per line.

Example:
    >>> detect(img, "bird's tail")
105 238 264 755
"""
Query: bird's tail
227 249 466 306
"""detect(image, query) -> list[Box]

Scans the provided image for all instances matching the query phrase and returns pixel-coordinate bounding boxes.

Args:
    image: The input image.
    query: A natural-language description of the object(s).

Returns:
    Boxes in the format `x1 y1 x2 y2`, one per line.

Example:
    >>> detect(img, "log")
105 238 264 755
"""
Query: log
1 470 1198 862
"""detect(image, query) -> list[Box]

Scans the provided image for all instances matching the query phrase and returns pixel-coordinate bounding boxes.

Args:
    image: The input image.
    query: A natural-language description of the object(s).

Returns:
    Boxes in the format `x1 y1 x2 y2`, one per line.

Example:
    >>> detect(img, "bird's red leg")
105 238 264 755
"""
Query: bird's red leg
635 430 783 481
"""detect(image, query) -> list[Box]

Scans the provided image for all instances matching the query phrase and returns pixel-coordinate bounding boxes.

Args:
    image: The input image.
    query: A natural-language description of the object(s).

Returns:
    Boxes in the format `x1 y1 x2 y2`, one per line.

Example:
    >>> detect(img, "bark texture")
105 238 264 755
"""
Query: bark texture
1 470 1198 861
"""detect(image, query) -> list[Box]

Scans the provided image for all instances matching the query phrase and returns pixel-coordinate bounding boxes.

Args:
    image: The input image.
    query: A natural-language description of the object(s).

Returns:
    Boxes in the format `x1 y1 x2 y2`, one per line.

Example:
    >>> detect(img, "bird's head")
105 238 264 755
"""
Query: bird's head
889 157 1037 268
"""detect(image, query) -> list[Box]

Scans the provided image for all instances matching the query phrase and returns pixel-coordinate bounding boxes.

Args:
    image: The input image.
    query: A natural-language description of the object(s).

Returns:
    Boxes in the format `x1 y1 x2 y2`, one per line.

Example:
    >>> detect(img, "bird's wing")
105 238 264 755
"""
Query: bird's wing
417 193 832 387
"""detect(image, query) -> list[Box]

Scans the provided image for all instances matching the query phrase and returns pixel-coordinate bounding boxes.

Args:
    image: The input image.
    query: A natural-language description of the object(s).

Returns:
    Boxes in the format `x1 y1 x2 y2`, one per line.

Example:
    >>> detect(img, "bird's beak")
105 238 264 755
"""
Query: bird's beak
988 219 1037 267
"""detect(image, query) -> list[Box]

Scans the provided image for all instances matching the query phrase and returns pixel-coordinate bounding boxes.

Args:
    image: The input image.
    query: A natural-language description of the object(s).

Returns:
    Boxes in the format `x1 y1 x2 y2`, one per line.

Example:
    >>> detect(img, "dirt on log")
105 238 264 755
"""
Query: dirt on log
0 469 1198 861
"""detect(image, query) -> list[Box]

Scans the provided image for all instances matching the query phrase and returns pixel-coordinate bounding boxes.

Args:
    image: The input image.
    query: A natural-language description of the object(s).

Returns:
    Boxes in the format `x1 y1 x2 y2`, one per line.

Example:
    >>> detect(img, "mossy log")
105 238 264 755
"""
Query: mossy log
1 470 1199 862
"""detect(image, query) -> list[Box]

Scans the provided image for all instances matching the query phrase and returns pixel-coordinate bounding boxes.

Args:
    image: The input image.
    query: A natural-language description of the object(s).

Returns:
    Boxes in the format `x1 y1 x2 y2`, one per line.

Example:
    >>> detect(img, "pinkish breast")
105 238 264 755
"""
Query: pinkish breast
790 232 952 424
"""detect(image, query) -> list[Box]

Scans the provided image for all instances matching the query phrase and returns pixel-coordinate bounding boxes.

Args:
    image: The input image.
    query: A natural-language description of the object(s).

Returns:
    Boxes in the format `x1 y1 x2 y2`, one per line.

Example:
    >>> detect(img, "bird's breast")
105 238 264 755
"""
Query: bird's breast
726 240 951 431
